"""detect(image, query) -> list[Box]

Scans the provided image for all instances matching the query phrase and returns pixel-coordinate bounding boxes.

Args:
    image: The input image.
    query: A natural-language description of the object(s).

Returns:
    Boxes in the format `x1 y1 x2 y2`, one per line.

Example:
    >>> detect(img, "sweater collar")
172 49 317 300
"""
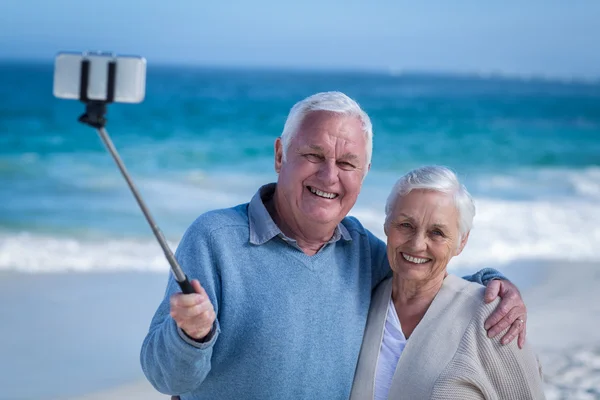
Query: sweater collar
248 183 352 246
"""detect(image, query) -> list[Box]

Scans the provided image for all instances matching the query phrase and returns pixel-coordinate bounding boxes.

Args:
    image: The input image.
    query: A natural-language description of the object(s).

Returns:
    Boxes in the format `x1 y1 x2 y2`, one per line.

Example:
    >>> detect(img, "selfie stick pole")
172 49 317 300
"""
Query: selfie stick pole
76 59 194 294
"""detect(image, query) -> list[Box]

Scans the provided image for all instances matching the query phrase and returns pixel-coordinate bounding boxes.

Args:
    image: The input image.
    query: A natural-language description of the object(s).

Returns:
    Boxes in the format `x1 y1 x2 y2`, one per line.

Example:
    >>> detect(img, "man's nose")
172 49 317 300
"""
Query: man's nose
317 160 339 185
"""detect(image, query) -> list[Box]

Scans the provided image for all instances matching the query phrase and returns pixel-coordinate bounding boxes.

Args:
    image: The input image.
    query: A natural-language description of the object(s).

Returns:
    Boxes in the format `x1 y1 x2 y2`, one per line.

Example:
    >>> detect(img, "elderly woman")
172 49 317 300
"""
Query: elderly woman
350 166 545 400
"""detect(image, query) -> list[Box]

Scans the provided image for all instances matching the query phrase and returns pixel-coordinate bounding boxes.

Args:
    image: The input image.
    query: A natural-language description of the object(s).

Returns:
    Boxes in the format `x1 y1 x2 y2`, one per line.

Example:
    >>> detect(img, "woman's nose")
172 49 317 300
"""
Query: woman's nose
408 232 427 252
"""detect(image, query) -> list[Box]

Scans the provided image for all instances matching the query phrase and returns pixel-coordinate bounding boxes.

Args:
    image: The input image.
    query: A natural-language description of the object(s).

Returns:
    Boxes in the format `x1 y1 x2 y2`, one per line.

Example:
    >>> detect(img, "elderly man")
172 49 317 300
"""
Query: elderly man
140 92 527 400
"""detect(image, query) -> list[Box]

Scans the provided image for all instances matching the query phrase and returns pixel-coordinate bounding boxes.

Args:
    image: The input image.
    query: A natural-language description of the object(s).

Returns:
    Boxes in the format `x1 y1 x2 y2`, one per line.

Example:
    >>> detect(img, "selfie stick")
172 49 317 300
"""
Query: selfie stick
76 59 194 294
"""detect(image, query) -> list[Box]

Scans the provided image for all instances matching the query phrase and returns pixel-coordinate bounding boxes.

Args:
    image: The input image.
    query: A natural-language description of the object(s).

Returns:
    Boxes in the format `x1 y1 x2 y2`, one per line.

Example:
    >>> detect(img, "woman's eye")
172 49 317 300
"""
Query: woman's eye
400 223 412 229
432 230 444 236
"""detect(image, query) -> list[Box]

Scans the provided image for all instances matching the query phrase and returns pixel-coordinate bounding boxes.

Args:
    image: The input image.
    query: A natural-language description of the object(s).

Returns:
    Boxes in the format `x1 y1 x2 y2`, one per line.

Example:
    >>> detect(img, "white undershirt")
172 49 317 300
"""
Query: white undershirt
374 297 407 400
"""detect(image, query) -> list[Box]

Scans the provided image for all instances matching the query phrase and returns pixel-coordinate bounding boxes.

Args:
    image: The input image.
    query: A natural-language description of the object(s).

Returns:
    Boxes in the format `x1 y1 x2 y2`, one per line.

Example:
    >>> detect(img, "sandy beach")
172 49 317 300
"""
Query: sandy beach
517 261 600 399
0 261 598 400
0 271 169 400
65 381 164 400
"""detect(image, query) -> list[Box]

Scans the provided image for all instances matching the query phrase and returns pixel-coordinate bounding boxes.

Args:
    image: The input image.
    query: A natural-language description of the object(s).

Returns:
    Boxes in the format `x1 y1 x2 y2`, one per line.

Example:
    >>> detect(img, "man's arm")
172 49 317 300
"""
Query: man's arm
367 229 391 288
140 218 221 395
462 267 506 285
463 269 527 349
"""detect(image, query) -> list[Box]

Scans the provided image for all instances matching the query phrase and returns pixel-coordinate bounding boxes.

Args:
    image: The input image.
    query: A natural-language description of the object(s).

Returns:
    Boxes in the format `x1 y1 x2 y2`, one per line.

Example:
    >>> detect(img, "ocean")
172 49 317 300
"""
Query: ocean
1 61 599 274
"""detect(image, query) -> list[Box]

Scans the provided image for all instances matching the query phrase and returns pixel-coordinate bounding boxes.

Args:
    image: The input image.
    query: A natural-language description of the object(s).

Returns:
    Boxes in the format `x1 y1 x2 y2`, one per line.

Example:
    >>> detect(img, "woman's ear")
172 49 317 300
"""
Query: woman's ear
455 231 470 256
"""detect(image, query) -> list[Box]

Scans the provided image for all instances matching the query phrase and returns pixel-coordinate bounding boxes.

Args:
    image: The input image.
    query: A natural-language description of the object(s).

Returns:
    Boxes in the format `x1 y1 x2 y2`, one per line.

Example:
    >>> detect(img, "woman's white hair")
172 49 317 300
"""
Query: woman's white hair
384 165 476 239
280 91 373 171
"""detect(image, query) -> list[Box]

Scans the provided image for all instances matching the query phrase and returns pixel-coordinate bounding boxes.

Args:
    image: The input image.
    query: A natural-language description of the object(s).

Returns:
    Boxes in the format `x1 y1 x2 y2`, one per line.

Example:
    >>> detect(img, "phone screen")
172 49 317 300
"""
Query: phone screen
53 52 146 103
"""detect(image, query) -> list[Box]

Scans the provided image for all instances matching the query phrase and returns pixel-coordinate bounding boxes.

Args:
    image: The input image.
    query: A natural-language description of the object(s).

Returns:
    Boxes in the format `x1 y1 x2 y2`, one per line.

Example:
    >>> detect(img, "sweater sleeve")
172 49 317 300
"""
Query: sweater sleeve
431 300 545 400
462 268 507 286
366 228 392 289
140 217 222 395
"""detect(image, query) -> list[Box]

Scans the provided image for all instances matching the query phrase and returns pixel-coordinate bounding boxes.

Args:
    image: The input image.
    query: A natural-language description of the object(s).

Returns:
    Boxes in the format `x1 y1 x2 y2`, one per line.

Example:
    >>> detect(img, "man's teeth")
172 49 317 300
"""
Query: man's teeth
402 253 430 264
309 187 337 199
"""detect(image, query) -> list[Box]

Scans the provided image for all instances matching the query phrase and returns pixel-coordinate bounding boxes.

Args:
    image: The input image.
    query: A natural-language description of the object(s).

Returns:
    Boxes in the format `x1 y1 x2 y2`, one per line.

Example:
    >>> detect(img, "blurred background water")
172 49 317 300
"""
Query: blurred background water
1 62 598 274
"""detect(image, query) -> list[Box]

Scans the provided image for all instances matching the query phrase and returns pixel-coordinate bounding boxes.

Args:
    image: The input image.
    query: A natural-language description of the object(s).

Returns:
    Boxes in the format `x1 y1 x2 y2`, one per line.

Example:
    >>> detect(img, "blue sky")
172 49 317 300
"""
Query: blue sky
1 0 598 78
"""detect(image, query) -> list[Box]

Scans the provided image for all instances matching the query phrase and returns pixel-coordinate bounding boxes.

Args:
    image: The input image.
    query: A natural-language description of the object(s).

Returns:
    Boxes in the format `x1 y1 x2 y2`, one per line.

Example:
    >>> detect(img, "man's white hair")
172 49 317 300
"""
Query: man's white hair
280 91 373 171
384 165 476 240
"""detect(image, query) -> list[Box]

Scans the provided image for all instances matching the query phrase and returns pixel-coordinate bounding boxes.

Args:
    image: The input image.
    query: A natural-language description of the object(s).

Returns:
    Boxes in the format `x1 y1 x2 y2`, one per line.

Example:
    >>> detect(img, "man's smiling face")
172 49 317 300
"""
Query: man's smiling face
274 111 368 229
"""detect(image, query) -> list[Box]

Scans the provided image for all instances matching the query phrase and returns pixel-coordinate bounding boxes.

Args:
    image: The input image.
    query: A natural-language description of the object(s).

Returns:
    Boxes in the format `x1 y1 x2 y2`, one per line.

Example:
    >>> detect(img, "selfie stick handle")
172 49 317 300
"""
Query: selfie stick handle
95 127 194 295
77 58 194 294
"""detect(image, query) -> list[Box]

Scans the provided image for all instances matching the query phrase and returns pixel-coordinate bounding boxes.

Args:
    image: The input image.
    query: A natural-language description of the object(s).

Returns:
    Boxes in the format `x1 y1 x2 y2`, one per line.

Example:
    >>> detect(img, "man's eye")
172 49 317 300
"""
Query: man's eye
338 161 356 170
304 154 322 162
432 230 444 237
400 223 412 229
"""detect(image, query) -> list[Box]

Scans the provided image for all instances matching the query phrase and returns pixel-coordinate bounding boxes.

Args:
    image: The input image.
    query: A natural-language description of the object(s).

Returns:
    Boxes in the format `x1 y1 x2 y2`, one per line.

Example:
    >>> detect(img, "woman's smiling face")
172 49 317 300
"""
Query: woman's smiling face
385 189 469 282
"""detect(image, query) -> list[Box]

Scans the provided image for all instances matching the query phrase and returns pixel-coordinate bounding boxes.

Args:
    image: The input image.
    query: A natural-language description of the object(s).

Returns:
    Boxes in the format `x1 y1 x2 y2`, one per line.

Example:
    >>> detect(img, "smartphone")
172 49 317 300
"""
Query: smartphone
53 51 147 103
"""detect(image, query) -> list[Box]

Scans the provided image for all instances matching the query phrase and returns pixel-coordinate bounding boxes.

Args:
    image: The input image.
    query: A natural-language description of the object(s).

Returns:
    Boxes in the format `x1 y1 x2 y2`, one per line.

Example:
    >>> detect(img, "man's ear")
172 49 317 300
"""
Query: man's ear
456 231 470 256
274 138 283 174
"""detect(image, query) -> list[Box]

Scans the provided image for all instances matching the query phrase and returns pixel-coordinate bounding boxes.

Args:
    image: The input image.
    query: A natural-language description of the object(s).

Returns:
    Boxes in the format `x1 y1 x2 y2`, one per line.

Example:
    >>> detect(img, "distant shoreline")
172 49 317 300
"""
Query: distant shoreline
1 57 598 85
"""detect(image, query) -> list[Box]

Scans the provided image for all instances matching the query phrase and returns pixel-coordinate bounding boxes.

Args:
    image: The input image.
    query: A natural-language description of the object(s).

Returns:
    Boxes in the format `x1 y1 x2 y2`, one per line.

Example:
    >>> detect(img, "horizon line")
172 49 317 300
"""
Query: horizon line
1 55 598 86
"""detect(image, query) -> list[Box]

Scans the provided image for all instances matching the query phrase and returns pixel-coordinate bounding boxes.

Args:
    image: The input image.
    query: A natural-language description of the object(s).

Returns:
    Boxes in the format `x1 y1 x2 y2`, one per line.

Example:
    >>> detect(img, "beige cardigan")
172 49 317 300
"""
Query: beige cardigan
350 275 545 400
